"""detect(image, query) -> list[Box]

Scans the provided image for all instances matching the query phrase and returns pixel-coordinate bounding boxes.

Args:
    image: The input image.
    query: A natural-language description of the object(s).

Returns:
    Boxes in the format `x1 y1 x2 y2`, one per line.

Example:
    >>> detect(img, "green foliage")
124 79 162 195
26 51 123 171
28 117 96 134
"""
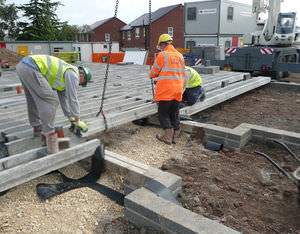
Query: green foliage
0 0 79 41
0 1 19 40
57 24 79 41
17 0 63 41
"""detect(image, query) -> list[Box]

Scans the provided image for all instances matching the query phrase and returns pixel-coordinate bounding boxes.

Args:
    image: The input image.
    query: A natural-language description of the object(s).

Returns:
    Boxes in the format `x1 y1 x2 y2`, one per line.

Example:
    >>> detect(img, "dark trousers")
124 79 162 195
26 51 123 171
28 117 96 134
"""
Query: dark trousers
182 85 204 106
158 100 180 130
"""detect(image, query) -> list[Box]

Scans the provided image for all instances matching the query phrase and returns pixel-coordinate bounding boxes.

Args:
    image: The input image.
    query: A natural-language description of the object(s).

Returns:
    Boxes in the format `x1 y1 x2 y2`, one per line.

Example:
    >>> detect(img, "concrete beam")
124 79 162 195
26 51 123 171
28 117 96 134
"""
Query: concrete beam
0 139 100 193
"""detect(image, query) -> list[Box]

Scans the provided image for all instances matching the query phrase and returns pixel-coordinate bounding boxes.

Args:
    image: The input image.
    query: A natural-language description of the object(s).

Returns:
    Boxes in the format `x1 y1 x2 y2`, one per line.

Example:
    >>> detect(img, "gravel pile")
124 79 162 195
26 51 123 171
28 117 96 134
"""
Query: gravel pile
0 123 188 233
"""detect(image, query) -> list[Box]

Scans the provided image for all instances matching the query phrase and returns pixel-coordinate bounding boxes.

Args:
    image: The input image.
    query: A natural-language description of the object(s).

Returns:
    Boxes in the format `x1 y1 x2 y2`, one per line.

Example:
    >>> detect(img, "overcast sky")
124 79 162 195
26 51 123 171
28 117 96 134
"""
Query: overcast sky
7 0 299 25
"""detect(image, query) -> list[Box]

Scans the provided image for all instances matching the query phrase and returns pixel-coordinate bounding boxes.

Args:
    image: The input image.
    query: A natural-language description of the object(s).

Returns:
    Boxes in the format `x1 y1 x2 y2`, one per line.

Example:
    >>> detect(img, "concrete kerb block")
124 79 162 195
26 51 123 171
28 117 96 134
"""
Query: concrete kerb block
228 126 252 147
124 208 161 231
183 121 250 149
282 133 300 145
105 150 182 195
103 122 300 232
186 121 300 150
223 139 242 149
204 135 225 146
144 168 182 195
204 125 228 138
125 187 241 234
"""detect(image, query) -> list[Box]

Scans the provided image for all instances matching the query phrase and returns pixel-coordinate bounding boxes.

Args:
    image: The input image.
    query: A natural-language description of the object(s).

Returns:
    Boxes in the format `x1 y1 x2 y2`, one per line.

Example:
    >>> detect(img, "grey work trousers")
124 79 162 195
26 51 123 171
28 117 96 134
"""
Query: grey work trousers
16 62 59 135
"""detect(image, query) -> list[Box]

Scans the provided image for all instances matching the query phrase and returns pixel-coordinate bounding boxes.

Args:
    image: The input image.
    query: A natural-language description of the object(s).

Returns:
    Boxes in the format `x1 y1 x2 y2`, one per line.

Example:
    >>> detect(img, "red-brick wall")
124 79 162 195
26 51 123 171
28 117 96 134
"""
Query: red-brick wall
121 27 147 49
121 5 184 56
90 18 126 43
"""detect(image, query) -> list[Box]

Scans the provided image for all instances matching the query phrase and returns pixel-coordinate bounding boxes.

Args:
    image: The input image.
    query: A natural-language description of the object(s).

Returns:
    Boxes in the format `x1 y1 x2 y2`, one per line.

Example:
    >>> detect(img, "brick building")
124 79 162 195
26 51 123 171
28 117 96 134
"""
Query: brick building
76 17 126 43
120 4 184 56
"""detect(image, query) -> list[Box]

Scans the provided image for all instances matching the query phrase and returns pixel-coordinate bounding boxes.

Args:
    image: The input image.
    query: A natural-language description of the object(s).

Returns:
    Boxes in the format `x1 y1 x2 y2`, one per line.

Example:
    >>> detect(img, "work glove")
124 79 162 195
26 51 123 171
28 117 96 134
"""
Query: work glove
68 117 76 124
76 120 88 133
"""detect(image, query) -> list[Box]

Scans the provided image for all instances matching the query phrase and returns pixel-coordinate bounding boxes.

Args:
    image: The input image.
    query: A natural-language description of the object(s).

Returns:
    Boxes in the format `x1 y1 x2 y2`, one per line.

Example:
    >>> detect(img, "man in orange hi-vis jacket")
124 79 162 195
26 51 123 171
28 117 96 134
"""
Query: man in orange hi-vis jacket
149 34 185 145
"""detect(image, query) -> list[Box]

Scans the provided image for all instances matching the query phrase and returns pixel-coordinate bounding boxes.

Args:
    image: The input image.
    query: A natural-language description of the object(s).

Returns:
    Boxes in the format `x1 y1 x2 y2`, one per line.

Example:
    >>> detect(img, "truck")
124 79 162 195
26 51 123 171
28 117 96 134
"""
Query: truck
212 0 300 79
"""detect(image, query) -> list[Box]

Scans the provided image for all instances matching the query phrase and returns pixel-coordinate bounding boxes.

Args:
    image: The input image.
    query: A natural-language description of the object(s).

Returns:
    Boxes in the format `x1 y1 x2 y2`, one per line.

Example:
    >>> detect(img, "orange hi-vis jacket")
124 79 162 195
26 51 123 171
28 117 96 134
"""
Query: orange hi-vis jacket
149 45 185 102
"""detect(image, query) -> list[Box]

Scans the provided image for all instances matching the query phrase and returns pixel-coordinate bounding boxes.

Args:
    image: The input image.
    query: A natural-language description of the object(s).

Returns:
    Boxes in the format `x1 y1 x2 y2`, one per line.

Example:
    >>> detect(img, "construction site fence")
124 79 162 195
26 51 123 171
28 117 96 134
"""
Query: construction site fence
92 53 125 64
92 50 195 66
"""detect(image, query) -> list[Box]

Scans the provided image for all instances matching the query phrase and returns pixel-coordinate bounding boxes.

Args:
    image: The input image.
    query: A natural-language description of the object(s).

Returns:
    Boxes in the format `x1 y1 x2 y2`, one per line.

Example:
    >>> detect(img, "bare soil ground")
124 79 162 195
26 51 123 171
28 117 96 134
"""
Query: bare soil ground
95 85 300 233
161 85 300 234
1 85 300 233
0 48 24 67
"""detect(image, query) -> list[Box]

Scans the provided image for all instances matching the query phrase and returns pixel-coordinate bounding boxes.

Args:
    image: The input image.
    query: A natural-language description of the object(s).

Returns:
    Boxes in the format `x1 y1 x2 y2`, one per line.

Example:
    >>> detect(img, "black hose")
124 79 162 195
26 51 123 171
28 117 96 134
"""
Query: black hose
273 140 300 163
254 151 298 186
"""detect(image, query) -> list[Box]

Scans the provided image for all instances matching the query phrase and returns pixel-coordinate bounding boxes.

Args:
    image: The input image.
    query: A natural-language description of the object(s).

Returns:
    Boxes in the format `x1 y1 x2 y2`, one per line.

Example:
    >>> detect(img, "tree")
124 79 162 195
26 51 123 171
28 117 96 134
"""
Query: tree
0 1 19 40
57 24 79 41
17 0 63 41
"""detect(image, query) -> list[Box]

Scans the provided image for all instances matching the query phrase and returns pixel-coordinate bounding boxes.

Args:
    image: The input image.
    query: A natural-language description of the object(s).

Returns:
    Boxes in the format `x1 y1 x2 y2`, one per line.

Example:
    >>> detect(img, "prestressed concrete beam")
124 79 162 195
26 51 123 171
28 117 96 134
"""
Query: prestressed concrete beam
0 139 100 193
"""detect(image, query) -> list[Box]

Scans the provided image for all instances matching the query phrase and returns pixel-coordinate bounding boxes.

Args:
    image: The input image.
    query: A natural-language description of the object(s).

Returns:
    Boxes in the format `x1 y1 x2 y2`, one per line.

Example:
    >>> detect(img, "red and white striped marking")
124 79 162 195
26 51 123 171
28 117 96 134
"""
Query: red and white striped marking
194 58 202 66
260 48 274 54
225 47 237 54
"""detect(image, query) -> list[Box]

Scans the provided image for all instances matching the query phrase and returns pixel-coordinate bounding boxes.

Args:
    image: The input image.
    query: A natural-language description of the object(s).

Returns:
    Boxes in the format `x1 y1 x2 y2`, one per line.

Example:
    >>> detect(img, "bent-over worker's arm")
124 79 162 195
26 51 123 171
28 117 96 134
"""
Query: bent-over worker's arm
58 69 80 122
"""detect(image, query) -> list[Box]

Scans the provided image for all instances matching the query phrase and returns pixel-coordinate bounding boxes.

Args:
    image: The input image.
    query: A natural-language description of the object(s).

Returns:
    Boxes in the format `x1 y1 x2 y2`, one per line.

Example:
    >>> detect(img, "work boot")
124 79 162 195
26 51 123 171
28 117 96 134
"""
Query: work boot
33 125 42 137
156 128 173 145
46 132 59 154
172 129 181 144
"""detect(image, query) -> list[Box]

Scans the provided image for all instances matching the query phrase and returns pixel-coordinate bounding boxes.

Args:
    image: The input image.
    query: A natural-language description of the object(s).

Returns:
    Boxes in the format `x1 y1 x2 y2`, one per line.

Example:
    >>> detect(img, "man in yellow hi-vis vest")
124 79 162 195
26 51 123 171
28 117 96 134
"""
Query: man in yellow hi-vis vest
16 55 91 154
183 66 205 106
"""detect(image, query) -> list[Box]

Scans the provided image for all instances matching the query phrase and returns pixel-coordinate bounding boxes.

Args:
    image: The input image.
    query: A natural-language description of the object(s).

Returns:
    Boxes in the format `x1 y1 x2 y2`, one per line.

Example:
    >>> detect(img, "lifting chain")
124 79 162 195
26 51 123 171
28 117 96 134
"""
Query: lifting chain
148 0 155 99
96 0 119 131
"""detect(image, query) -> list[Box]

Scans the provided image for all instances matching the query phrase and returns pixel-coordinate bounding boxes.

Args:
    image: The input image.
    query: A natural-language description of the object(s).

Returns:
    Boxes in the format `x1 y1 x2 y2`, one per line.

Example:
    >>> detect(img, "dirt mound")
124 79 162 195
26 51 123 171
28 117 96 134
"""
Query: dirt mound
0 48 24 67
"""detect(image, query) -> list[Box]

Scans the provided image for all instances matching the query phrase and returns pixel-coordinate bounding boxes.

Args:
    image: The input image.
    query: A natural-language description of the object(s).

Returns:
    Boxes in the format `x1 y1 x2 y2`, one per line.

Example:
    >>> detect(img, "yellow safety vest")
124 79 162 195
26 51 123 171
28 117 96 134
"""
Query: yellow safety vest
30 55 79 91
185 66 202 88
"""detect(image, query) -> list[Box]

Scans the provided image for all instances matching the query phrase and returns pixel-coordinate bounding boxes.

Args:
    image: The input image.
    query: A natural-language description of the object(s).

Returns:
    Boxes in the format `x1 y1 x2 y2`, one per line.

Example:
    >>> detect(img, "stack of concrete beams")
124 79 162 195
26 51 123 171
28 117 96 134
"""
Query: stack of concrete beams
0 63 270 190
0 63 272 233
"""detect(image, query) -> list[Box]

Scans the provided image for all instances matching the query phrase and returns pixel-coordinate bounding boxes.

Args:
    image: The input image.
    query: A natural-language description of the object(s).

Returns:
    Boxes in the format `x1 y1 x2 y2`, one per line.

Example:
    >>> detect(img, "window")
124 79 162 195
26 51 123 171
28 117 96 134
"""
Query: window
187 7 196 20
122 31 125 40
186 41 195 49
225 40 231 48
135 27 140 38
105 33 110 42
168 27 173 37
127 31 131 40
143 27 146 37
53 47 63 52
227 7 234 20
104 45 108 49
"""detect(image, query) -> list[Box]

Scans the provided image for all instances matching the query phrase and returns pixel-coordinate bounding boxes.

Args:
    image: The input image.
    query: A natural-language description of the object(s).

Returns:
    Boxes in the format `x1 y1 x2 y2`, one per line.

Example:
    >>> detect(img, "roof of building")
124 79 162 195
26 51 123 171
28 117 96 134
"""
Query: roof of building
121 4 182 31
90 17 114 31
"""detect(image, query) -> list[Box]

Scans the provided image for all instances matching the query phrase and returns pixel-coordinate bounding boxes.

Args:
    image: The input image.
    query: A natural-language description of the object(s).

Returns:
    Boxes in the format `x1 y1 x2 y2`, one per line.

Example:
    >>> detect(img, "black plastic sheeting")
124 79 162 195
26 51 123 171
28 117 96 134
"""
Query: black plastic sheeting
36 144 125 206
144 179 180 205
